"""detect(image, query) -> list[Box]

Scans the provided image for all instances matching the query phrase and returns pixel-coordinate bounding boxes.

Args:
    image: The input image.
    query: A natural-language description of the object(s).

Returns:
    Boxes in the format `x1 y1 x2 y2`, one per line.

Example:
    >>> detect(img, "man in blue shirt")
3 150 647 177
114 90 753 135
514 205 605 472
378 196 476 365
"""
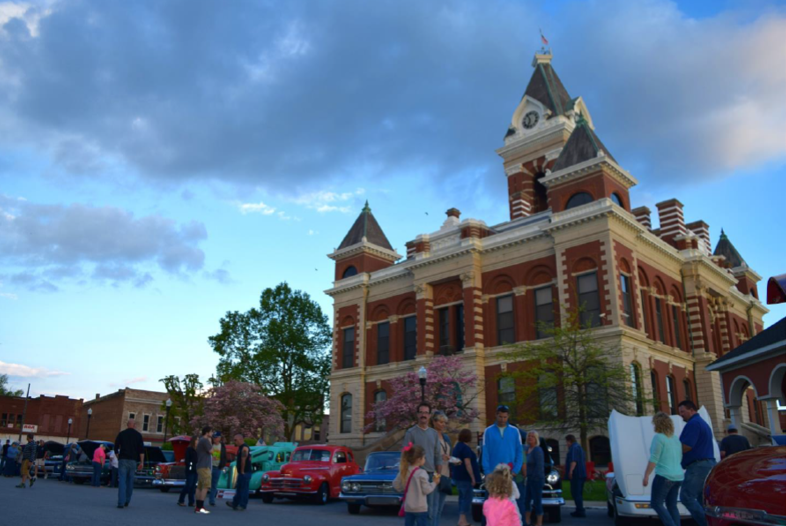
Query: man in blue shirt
564 434 587 518
678 400 715 526
482 405 524 516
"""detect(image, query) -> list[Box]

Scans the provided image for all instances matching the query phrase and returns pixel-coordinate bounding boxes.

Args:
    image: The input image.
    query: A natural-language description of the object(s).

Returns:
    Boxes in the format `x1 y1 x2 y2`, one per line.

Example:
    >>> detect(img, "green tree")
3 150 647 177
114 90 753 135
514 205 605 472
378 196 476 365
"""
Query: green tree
159 373 205 435
208 282 332 440
0 374 24 397
500 307 638 451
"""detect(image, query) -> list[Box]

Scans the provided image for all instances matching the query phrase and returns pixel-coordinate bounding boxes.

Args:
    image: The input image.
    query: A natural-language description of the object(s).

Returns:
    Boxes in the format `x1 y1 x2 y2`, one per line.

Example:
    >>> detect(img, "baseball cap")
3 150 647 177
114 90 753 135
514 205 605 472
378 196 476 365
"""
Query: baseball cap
212 431 222 438
727 424 737 432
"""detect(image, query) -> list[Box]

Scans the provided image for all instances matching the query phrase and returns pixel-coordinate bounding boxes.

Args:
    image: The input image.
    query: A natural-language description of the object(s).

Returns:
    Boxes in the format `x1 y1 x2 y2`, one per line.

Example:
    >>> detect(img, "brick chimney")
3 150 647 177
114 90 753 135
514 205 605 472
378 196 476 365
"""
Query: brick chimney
632 206 652 230
686 220 710 255
656 199 687 247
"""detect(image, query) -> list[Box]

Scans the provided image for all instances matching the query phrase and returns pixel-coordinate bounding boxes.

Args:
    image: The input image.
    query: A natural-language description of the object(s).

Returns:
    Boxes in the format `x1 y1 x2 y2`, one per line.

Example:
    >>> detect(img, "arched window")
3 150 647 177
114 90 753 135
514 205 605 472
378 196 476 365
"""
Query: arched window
610 192 623 207
565 192 593 210
340 394 352 433
630 363 644 416
665 376 677 415
589 436 611 466
683 379 692 402
342 266 358 278
651 370 660 413
374 391 387 432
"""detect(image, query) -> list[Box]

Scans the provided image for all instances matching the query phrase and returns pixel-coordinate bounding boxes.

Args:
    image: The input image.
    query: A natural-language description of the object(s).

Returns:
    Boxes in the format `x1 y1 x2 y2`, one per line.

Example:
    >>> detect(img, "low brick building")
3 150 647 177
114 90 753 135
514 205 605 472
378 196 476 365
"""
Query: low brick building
80 388 171 445
0 394 83 443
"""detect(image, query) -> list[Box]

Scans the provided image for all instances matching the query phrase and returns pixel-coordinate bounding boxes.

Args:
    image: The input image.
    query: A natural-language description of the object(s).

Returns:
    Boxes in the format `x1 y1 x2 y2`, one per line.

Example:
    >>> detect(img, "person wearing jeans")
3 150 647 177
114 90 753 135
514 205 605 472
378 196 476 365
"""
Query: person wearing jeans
643 413 684 526
178 437 198 507
91 444 106 487
114 419 145 508
451 429 479 526
208 432 227 506
678 401 716 526
565 434 587 518
228 434 252 510
117 459 137 506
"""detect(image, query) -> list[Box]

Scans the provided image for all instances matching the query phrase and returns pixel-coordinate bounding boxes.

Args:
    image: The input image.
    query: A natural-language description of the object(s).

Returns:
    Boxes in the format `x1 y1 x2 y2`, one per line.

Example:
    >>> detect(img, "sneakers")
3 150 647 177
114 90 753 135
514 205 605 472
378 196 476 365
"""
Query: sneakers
30 477 36 487
15 483 25 488
117 505 124 509
195 508 211 514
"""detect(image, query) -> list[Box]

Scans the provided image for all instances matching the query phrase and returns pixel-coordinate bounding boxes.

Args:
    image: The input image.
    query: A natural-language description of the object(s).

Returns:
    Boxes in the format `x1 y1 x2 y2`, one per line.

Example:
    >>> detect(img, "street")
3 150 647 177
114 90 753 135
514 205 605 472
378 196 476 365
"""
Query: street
0 476 612 526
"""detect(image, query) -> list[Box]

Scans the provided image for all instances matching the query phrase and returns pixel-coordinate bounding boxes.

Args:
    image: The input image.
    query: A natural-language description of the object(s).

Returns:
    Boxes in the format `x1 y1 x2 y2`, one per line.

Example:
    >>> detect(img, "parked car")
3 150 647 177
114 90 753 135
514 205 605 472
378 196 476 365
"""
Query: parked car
704 445 786 526
153 436 238 492
135 446 168 487
340 451 401 514
473 431 564 523
162 450 175 463
65 440 114 484
606 407 720 526
41 441 65 477
215 442 298 499
259 445 361 505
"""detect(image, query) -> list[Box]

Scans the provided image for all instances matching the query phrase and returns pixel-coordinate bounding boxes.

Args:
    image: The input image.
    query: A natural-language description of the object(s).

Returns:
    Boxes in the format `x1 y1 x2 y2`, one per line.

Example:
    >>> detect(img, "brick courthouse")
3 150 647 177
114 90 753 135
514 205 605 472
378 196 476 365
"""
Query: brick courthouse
326 51 769 464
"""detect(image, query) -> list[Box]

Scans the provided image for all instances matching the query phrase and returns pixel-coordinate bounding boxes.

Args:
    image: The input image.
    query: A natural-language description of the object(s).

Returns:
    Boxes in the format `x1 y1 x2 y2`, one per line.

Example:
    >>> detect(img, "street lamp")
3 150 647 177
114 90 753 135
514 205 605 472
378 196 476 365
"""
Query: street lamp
163 399 172 442
86 408 93 439
418 366 427 402
66 418 73 445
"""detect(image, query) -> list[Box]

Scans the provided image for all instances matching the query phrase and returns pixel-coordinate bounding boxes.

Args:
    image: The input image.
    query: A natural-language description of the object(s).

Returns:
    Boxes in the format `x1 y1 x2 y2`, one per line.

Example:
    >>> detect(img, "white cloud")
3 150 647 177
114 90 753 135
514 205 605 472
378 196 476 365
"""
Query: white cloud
308 229 318 236
291 188 366 213
108 376 148 388
0 292 18 300
0 361 68 378
238 201 276 215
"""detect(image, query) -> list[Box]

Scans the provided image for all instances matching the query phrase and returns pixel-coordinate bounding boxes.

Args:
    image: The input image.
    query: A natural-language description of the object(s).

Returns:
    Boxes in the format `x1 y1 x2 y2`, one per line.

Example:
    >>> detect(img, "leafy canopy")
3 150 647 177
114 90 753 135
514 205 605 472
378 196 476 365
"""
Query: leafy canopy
208 282 331 440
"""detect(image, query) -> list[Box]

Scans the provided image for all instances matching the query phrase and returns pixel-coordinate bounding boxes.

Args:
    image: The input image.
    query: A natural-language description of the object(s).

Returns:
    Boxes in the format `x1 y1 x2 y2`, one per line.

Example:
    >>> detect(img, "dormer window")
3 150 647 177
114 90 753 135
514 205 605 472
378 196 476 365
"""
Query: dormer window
342 266 358 278
565 192 593 210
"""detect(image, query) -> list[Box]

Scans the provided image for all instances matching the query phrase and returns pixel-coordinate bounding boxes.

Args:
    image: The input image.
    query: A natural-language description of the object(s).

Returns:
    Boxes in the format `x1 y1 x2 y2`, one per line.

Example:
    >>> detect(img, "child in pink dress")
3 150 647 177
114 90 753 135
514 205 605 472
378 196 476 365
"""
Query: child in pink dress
483 464 521 526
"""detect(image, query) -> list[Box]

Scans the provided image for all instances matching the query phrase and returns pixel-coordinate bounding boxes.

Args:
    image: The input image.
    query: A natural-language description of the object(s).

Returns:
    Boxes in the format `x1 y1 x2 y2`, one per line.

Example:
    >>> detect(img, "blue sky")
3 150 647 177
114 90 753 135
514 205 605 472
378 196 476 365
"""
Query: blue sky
0 0 784 399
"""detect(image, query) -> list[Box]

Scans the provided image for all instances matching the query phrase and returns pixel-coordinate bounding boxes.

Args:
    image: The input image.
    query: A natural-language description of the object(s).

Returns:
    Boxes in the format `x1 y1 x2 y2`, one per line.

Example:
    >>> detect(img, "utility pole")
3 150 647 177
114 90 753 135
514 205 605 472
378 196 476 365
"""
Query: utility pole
18 383 30 442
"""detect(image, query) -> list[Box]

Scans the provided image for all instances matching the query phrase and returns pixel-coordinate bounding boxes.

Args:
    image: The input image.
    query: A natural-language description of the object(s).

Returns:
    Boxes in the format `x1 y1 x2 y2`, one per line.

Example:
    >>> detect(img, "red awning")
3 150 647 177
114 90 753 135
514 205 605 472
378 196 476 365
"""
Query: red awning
767 274 786 304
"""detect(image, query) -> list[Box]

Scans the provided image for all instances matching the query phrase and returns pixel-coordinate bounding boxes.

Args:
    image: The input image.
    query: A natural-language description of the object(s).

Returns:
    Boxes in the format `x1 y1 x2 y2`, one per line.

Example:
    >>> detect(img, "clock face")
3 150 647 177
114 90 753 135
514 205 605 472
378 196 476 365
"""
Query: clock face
523 111 539 130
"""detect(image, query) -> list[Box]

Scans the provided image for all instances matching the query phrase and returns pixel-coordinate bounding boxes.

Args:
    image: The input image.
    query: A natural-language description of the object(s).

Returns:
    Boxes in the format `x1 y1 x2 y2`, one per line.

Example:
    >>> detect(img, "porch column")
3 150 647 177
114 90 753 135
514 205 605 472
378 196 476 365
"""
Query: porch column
727 405 743 429
762 398 783 436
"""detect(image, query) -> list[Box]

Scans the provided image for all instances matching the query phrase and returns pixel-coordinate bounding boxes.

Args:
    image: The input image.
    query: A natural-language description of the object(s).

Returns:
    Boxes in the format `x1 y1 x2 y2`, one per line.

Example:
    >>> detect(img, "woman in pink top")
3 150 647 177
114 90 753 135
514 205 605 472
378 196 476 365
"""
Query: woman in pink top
483 464 520 526
91 444 106 487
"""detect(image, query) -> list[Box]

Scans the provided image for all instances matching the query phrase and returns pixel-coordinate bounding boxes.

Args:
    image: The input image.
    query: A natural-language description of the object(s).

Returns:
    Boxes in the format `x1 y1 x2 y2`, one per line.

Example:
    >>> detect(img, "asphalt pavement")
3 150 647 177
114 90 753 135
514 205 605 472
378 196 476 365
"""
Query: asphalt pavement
0 475 613 526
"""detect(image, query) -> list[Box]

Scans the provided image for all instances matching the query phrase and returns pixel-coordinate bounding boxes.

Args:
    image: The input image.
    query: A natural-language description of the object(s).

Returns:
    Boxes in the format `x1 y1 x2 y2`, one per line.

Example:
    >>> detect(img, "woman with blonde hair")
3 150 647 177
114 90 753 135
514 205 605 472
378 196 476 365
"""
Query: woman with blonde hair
643 412 684 526
522 431 545 526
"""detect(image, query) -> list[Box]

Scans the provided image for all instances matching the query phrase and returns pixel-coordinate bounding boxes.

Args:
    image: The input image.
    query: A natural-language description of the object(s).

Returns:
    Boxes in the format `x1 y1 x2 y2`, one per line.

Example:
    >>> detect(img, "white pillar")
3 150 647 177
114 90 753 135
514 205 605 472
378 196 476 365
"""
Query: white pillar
728 405 743 429
762 399 783 437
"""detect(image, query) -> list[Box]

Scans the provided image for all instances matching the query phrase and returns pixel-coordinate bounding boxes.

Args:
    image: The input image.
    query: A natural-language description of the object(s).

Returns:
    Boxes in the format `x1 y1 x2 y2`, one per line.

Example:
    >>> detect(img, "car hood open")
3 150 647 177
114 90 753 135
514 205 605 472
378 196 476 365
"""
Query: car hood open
608 407 720 499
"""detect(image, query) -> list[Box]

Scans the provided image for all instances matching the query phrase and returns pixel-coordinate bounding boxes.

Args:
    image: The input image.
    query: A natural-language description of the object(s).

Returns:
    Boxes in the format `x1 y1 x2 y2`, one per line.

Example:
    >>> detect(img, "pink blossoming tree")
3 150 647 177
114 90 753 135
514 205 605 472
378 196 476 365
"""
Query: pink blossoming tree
191 380 285 441
364 355 480 432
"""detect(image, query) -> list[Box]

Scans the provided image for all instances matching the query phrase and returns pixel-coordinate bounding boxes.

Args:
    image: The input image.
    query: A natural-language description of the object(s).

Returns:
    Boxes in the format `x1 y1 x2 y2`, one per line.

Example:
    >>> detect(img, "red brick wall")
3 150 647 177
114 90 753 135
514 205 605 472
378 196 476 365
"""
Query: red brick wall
0 395 83 440
547 169 631 213
335 252 394 281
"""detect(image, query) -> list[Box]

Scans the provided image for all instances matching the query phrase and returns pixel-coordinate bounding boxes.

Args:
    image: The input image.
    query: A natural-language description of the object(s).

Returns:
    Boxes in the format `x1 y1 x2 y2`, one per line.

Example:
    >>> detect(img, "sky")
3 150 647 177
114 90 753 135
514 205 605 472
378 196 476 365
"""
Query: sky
1 0 785 400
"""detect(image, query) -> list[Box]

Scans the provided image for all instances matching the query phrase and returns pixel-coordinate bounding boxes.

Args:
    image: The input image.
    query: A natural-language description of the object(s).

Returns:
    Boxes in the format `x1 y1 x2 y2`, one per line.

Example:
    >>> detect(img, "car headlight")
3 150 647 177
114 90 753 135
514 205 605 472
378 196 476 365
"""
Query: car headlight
303 475 312 483
351 483 361 492
262 474 269 482
546 470 560 486
341 481 351 493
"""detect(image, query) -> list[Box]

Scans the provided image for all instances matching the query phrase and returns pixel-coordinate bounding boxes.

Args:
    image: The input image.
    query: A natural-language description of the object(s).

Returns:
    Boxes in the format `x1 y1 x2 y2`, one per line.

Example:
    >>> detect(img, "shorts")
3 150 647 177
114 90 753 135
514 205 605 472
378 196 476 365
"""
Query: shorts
35 459 44 468
197 468 211 490
21 459 31 474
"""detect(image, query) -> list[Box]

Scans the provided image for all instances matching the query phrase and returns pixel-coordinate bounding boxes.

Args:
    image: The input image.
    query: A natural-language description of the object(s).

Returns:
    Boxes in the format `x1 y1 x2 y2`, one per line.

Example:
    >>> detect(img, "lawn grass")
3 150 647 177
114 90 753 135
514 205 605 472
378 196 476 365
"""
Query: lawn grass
561 480 607 501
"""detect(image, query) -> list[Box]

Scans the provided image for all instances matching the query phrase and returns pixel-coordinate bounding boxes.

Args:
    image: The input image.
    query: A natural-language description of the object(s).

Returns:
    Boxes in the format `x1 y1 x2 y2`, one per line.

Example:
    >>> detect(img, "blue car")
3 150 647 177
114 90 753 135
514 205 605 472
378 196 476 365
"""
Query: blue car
340 451 402 515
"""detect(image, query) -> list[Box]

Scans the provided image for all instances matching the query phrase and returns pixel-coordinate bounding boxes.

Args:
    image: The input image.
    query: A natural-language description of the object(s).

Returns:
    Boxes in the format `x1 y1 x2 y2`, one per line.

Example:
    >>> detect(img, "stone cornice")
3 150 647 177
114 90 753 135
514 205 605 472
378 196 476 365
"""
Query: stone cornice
540 156 638 189
328 241 401 262
325 273 369 297
681 251 739 288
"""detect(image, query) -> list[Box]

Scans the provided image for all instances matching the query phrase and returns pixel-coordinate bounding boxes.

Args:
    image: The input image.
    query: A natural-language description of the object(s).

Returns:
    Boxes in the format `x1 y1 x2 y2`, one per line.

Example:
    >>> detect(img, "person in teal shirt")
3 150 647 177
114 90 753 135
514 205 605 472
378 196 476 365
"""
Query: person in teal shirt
643 412 684 526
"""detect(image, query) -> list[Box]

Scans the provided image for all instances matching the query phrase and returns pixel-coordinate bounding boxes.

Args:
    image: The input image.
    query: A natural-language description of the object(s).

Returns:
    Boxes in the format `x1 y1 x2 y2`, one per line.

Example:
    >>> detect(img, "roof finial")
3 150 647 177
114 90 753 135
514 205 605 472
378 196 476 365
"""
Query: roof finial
362 200 371 213
720 228 727 239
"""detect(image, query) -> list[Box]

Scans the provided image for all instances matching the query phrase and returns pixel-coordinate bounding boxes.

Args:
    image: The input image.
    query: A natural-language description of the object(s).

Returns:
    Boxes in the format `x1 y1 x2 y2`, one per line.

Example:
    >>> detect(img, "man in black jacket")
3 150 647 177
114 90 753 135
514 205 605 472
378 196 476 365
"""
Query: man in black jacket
114 419 145 509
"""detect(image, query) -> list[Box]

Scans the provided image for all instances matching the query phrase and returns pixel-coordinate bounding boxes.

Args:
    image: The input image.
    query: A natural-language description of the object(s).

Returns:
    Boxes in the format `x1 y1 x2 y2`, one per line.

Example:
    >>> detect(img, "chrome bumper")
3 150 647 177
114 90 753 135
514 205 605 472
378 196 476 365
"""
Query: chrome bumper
152 479 185 487
339 493 401 506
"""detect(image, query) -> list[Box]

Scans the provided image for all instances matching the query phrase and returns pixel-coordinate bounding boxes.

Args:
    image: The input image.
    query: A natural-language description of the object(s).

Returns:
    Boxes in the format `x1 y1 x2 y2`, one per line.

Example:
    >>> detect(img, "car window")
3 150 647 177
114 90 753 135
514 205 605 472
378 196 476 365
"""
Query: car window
334 451 346 464
285 452 291 462
276 452 284 463
292 449 331 462
365 453 399 472
268 451 274 461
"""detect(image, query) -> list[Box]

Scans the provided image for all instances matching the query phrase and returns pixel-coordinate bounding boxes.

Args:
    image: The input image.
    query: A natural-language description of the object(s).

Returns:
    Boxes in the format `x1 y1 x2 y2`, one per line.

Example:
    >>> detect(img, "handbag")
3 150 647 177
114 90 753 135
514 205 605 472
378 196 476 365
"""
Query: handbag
398 467 420 517
438 473 452 494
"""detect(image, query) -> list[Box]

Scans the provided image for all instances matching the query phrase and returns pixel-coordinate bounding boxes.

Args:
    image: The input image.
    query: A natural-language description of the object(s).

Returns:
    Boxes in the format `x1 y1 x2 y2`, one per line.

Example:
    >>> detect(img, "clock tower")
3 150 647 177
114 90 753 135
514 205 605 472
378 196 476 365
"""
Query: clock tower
497 50 595 220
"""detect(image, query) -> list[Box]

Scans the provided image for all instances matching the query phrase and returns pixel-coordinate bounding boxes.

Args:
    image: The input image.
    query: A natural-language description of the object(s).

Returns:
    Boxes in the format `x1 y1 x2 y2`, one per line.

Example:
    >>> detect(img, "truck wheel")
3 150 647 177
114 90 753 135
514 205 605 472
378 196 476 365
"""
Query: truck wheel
261 493 274 504
547 506 562 523
315 483 329 505
614 502 627 526
160 487 170 493
472 504 483 523
347 503 361 514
